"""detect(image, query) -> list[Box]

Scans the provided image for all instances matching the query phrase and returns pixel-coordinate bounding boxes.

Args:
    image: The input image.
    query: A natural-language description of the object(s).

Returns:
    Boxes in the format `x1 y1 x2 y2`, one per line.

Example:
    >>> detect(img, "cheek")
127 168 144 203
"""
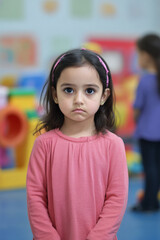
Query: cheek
138 57 143 67
58 98 70 113
57 93 68 105
138 55 146 69
88 99 101 113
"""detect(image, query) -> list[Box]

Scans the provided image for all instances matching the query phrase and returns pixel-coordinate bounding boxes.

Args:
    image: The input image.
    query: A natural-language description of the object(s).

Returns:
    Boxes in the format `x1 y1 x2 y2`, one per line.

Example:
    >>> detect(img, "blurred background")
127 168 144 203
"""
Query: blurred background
0 0 160 239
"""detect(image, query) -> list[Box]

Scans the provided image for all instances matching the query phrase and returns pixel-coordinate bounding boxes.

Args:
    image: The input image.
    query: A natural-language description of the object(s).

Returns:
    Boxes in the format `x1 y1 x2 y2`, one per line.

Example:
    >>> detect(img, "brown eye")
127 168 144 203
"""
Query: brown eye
86 88 95 94
64 88 73 94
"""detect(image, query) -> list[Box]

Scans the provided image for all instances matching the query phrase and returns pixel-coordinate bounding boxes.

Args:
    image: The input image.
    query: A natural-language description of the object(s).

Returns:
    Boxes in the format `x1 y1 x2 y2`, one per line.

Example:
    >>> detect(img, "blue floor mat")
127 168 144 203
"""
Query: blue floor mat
0 177 160 240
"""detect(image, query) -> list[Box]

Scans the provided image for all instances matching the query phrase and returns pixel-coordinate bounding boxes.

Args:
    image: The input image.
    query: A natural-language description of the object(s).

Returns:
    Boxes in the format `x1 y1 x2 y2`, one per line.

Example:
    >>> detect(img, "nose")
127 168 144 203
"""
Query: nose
74 91 84 105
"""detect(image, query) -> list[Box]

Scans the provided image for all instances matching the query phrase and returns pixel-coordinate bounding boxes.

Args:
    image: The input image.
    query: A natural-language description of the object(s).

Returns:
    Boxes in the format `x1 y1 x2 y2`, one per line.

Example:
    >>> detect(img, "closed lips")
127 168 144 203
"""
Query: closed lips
73 109 85 112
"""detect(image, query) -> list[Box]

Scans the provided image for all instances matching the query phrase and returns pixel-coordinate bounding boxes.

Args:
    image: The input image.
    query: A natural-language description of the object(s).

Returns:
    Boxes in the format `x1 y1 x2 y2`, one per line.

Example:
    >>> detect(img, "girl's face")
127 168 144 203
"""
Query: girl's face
52 65 110 128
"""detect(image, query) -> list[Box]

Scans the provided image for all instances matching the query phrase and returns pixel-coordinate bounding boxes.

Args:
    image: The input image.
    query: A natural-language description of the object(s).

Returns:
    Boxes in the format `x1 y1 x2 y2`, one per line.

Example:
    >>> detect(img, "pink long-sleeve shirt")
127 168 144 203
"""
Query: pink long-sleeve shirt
27 129 128 240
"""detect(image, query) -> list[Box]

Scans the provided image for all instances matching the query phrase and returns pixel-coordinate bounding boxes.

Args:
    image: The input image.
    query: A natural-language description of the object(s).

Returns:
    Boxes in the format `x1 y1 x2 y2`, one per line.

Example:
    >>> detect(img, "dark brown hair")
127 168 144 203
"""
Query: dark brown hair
137 34 160 95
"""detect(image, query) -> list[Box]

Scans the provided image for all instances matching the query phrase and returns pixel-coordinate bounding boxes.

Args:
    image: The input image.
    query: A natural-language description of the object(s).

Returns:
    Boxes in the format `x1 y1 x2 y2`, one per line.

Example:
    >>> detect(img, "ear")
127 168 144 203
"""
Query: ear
52 87 58 104
100 88 110 106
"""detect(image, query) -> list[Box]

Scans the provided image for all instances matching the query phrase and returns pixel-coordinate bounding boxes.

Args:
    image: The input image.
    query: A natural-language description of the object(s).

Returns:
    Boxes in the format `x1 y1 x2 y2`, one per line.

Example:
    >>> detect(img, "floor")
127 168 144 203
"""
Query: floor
0 177 160 240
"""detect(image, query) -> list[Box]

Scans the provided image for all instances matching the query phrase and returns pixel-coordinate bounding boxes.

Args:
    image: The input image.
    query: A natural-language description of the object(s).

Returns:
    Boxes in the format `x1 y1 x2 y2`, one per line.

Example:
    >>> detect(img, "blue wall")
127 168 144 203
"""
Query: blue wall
0 0 160 77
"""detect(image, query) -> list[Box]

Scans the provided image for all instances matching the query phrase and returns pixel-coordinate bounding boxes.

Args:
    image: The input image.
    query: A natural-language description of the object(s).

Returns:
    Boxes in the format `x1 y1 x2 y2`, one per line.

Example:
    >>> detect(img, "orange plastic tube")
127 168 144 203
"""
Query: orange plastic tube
0 105 28 147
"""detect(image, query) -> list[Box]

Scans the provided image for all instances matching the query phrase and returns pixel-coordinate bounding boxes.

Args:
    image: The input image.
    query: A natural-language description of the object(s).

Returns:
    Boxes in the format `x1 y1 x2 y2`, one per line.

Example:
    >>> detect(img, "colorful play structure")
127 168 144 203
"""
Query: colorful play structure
0 86 38 189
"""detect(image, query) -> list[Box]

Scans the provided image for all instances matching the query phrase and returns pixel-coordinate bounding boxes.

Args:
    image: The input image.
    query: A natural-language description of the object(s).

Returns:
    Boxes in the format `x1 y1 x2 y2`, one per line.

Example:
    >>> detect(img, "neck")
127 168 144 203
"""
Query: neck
60 119 96 138
146 60 157 74
146 66 157 74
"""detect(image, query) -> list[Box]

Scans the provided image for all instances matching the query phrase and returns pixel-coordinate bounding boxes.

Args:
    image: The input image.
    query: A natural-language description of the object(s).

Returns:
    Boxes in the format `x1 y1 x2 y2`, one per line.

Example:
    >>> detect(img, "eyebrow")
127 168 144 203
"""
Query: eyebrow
60 83 100 89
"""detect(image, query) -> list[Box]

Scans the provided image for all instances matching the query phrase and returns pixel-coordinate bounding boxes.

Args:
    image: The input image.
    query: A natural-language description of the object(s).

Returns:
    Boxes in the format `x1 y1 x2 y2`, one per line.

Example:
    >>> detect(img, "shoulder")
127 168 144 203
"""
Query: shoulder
103 130 123 141
34 129 58 145
137 74 146 88
102 130 125 147
135 74 148 97
101 132 127 167
139 72 156 86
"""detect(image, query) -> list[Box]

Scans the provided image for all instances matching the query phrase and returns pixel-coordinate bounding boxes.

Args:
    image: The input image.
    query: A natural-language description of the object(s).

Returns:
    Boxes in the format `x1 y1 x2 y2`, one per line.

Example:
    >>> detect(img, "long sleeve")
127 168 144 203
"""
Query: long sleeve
26 138 61 240
86 137 128 240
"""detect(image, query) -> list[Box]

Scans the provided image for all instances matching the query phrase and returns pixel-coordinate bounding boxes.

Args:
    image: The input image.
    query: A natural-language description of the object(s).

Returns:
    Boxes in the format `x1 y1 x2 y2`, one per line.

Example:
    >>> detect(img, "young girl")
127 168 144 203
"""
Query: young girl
27 49 128 240
132 34 160 212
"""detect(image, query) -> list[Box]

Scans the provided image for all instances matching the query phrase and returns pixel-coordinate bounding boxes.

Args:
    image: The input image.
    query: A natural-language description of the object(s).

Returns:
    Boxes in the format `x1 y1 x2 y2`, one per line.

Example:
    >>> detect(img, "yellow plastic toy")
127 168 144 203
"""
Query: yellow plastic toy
9 88 36 111
0 109 38 190
0 88 38 190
